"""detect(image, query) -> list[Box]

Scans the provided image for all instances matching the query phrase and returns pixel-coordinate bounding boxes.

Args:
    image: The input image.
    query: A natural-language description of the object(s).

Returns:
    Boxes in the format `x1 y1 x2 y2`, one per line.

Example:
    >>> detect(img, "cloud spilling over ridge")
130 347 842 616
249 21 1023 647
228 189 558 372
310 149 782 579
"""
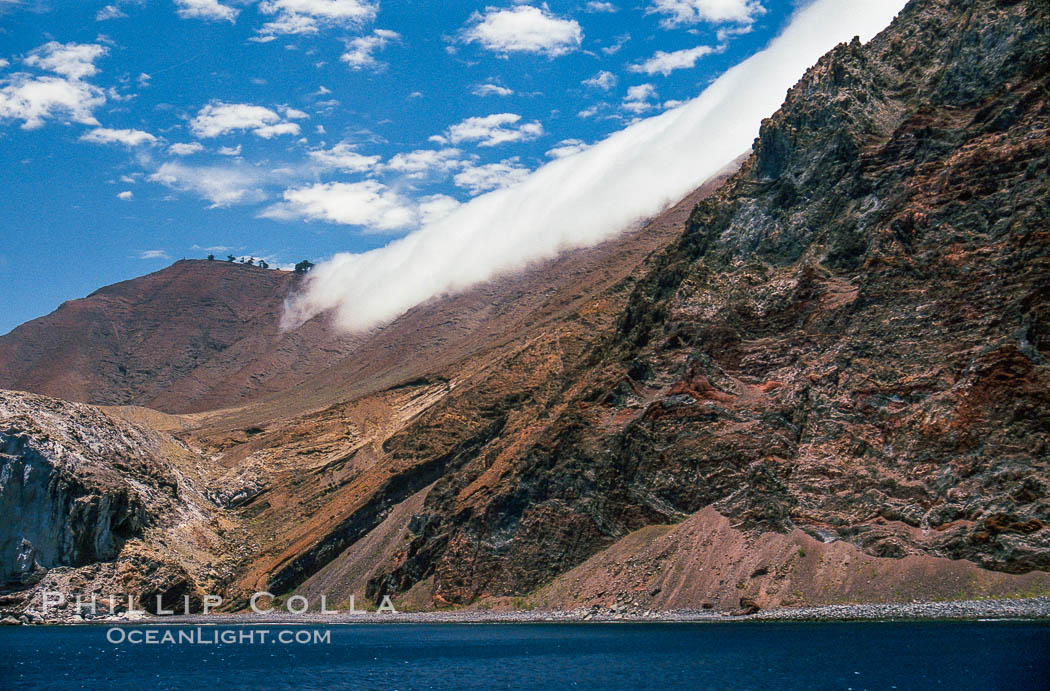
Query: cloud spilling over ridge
284 0 908 334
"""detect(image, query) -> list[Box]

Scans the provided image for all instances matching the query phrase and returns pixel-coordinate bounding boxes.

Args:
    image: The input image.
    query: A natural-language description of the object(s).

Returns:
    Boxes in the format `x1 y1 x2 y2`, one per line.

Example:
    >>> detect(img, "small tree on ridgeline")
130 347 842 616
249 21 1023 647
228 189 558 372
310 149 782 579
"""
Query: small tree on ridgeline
207 254 215 261
294 260 315 274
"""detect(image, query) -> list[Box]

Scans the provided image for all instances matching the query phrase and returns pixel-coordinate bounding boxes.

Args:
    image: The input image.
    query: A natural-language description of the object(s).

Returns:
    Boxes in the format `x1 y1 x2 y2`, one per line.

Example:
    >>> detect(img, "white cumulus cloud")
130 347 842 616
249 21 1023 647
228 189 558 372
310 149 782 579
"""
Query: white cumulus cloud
283 0 908 334
253 121 301 138
175 0 238 22
341 29 400 70
582 70 617 91
0 74 106 129
622 83 658 113
384 148 467 178
308 141 381 172
0 41 110 129
190 102 278 137
281 106 309 119
169 141 205 155
189 101 299 138
80 127 157 146
630 45 719 76
576 104 603 119
96 4 126 20
601 33 630 55
149 161 265 207
460 5 582 57
471 82 514 97
257 0 378 36
649 0 764 29
24 41 107 79
261 180 417 232
430 112 543 148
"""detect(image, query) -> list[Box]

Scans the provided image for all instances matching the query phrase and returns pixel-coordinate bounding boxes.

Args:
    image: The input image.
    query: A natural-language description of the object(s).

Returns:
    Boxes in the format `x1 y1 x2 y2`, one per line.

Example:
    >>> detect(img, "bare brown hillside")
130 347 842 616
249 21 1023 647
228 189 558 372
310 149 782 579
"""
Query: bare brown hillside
2 0 1048 623
0 261 354 413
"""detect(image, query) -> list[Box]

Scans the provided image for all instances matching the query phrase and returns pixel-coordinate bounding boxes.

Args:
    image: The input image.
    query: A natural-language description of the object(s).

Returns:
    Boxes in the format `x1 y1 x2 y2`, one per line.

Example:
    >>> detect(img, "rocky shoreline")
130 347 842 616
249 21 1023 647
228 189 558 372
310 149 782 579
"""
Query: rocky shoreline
4 598 1050 626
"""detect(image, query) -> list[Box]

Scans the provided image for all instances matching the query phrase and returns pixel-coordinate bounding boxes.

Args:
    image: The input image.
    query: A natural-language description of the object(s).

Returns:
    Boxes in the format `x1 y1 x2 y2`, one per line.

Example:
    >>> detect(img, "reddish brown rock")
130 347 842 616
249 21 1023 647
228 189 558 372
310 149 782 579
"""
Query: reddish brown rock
2 0 1048 618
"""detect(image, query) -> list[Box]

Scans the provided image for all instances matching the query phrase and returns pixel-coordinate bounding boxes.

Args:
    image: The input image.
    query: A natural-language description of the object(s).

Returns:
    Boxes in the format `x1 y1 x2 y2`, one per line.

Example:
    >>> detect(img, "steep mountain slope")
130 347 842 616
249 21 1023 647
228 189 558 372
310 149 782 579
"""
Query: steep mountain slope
211 0 1049 611
344 0 1050 606
0 159 741 614
169 168 743 606
3 0 1048 619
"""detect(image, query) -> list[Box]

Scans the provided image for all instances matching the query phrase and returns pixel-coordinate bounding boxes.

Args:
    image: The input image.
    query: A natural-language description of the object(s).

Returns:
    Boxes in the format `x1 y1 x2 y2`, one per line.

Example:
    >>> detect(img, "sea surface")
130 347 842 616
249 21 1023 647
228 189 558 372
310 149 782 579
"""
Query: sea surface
1 621 1048 689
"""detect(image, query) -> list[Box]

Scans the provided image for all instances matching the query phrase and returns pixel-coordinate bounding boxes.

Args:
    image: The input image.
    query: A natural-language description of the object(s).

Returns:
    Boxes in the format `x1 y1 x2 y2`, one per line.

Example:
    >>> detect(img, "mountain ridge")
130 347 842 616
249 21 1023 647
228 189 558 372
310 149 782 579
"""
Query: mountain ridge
2 0 1048 622
0 166 738 418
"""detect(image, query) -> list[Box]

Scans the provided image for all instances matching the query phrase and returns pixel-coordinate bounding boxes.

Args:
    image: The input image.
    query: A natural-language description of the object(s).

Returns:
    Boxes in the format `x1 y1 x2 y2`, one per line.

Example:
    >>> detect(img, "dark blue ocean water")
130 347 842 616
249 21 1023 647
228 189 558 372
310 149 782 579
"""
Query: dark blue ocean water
1 621 1048 690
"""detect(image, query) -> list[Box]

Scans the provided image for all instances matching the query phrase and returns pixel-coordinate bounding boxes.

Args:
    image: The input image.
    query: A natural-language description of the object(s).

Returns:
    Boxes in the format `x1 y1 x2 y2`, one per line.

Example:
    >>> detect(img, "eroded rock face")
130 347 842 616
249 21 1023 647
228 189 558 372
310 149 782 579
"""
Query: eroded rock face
363 0 1050 604
0 390 235 622
0 442 144 583
0 392 179 584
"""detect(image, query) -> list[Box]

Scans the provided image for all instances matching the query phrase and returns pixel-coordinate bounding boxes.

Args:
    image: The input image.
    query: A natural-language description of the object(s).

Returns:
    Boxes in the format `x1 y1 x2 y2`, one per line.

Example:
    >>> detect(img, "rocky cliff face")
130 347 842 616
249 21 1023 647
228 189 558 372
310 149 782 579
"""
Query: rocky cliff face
0 391 229 618
356 0 1050 605
1 392 165 583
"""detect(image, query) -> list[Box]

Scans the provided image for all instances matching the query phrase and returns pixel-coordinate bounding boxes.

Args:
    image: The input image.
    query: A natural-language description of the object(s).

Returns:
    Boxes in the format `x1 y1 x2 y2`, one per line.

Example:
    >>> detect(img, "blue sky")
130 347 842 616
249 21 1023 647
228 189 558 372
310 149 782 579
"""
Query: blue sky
0 0 803 335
